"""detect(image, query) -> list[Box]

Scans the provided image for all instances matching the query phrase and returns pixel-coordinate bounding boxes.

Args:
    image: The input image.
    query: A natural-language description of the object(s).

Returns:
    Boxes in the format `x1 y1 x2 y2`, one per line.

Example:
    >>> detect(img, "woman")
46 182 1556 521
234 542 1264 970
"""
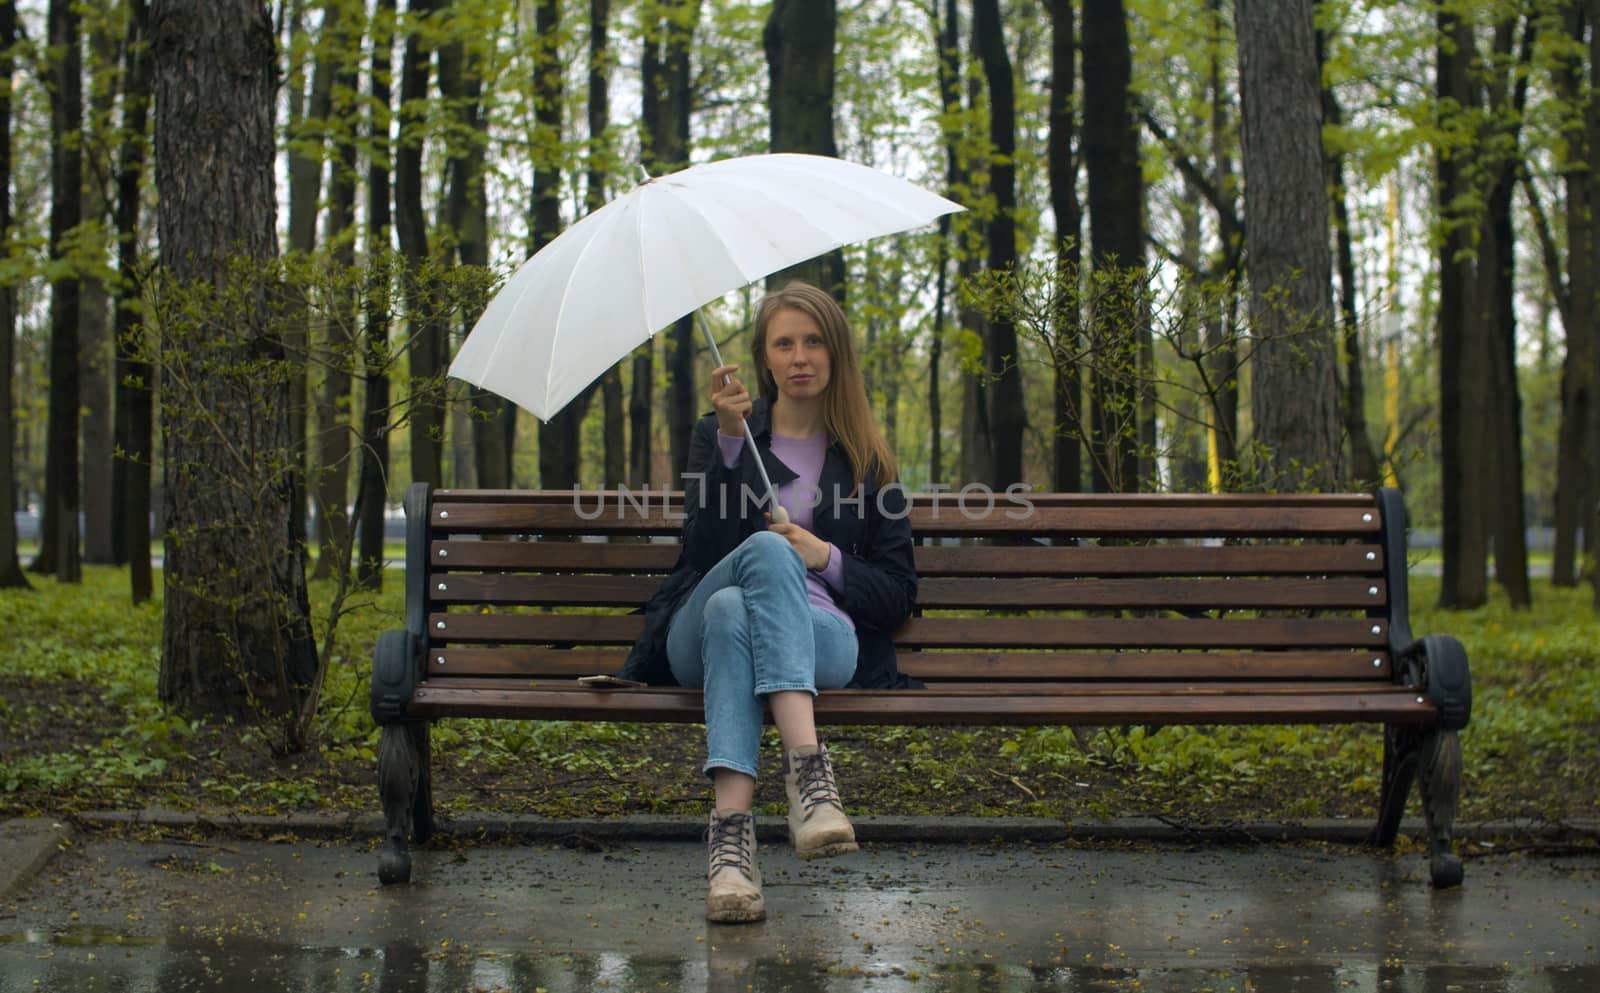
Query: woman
617 281 919 923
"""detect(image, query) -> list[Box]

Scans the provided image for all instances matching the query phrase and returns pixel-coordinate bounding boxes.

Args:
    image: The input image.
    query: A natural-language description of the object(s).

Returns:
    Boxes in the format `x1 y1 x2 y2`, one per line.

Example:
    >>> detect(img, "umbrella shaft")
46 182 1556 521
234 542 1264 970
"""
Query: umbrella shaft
695 310 782 517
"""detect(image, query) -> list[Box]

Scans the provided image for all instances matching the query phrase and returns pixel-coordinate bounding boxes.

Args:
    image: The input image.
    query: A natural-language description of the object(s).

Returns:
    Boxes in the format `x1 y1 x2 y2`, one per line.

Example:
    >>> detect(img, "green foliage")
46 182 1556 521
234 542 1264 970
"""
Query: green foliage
964 254 1272 492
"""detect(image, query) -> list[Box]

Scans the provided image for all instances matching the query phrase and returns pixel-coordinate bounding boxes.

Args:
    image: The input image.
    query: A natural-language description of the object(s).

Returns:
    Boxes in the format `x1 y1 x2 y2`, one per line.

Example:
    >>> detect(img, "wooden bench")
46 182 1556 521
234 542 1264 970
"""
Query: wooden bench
369 483 1471 888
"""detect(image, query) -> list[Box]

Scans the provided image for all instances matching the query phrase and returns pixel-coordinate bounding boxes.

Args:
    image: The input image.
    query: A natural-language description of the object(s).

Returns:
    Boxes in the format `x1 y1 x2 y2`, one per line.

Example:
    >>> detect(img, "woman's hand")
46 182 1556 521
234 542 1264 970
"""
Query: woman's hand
766 514 831 570
711 363 751 437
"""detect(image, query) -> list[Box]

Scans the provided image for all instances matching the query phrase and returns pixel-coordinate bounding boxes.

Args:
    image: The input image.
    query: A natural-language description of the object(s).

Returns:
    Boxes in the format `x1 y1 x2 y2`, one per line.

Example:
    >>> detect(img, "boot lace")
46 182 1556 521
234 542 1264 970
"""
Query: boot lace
707 812 755 879
793 750 842 819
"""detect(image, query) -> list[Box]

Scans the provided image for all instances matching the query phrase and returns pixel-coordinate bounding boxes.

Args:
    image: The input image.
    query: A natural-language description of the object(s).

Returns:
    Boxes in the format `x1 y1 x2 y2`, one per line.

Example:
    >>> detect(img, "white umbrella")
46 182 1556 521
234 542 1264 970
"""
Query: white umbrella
448 152 964 516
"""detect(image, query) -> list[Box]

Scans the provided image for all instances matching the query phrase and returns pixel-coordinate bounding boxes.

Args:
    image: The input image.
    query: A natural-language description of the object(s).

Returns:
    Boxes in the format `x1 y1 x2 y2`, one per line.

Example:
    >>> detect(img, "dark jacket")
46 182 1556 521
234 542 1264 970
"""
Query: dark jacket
617 398 921 689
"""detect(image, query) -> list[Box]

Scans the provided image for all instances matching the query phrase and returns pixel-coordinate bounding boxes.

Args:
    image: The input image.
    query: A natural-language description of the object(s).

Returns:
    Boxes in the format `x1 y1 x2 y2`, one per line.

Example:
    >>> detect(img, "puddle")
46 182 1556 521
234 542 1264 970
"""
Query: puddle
1 937 1595 993
4 839 1594 991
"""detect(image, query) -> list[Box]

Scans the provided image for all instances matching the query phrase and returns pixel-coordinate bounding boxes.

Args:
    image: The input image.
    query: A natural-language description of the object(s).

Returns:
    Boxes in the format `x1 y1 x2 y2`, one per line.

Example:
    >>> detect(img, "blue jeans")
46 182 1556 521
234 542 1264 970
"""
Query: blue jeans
667 530 859 779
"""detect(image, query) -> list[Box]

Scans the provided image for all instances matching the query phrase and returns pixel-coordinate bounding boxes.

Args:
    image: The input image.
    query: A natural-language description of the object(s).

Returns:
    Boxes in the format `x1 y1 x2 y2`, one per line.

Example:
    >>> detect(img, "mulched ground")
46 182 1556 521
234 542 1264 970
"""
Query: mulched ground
4 676 1593 838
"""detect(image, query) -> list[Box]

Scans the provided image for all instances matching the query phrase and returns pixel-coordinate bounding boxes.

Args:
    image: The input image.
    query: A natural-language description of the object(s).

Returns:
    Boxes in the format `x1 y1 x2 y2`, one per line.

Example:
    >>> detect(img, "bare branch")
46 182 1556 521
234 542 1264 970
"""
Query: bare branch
1139 107 1245 249
1518 169 1571 330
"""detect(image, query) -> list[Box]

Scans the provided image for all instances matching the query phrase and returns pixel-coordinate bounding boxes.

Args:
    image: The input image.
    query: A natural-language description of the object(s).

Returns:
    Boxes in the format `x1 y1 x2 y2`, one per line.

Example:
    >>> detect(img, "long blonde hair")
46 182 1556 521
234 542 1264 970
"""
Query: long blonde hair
751 282 897 491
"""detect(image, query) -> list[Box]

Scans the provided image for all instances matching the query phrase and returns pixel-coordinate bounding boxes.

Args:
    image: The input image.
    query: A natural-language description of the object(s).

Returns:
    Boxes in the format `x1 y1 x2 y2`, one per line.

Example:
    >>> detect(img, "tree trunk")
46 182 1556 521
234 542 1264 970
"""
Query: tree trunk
1049 0 1081 493
439 28 508 493
38 0 84 582
1435 6 1489 609
928 0 962 488
958 52 989 487
1482 15 1534 608
79 18 121 566
643 0 698 483
764 0 843 297
628 342 653 487
396 0 446 488
1235 0 1342 490
285 1 331 258
1206 0 1240 479
0 0 26 588
284 0 335 547
1486 164 1531 606
449 399 473 486
590 0 625 487
1082 0 1143 492
1319 29 1379 487
356 0 397 592
666 5 695 485
152 0 319 718
1330 154 1376 483
1176 166 1210 492
80 279 115 565
1550 3 1591 588
629 3 667 490
1587 0 1600 609
113 0 154 603
959 309 991 486
972 0 1024 490
531 0 588 490
312 1 361 581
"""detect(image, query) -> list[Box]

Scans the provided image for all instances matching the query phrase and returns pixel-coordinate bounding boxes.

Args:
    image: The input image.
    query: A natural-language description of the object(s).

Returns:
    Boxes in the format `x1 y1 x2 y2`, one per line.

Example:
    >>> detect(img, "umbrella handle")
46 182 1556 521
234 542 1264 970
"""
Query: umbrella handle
695 310 786 523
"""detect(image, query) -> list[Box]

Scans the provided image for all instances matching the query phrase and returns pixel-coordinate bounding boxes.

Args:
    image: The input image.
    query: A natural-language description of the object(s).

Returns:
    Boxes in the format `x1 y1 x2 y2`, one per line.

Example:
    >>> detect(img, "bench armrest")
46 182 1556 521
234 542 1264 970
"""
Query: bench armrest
370 482 434 726
1396 633 1472 731
1376 488 1469 730
370 628 422 725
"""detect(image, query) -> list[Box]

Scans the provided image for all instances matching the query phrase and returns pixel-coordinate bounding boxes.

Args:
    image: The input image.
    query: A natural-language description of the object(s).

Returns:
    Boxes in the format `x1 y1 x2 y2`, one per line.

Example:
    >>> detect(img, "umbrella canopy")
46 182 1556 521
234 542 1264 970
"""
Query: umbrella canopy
448 153 964 421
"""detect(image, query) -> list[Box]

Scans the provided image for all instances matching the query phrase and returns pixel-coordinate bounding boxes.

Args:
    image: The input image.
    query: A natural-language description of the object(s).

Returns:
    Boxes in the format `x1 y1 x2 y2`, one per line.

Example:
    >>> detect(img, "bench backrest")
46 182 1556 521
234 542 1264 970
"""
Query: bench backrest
405 485 1414 697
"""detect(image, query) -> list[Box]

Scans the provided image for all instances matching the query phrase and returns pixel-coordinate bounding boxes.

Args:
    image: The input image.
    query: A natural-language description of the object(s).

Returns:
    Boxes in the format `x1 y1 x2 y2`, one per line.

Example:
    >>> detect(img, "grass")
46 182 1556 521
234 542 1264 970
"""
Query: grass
1 563 1597 830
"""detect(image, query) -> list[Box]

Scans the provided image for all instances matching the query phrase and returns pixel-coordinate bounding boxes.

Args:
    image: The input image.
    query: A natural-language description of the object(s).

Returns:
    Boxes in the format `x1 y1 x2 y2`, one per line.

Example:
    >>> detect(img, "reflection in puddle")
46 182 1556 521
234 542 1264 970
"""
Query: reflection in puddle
1 935 1596 993
0 926 163 947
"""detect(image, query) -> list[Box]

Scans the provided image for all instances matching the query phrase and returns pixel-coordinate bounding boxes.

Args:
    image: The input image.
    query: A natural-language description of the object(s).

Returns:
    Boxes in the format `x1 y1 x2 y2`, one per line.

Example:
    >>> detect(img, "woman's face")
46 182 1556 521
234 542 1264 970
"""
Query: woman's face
763 307 832 402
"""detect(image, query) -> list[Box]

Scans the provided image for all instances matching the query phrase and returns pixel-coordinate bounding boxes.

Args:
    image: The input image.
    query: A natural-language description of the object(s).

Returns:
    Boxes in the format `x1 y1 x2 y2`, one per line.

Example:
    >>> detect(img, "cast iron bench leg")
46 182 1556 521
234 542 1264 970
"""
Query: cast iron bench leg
1369 724 1463 888
378 722 425 884
1419 727 1464 888
1371 724 1420 849
413 721 435 845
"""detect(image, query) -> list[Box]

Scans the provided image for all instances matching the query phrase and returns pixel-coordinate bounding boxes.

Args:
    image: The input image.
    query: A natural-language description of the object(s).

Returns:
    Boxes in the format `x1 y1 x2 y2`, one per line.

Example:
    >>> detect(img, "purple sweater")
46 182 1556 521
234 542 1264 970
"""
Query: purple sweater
718 429 855 631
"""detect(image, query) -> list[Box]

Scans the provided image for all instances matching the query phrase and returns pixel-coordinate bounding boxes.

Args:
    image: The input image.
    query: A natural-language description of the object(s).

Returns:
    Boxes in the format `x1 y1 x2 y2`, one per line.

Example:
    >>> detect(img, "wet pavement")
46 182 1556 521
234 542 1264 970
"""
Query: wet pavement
1 830 1596 992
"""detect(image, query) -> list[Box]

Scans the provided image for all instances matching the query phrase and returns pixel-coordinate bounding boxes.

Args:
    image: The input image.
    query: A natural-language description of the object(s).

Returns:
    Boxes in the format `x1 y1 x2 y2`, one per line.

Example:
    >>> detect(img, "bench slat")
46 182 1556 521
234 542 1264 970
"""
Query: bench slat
899 650 1391 680
431 574 660 607
901 617 1391 648
430 500 1382 539
427 612 1391 649
429 574 1387 610
920 577 1387 609
433 488 1378 508
908 544 1384 577
426 540 1386 577
430 541 681 572
407 683 1434 726
426 647 1393 681
421 675 1405 696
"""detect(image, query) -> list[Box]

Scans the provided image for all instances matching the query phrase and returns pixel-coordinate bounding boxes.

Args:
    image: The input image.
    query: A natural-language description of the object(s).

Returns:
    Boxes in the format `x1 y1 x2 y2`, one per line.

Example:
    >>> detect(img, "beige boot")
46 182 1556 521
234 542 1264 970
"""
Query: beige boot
784 744 859 859
705 809 765 923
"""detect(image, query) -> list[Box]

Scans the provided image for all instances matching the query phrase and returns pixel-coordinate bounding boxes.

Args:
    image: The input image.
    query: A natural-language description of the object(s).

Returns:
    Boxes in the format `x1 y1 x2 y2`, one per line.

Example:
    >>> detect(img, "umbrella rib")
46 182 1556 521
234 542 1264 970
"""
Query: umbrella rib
705 155 941 222
633 192 653 332
543 197 635 410
659 168 932 272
